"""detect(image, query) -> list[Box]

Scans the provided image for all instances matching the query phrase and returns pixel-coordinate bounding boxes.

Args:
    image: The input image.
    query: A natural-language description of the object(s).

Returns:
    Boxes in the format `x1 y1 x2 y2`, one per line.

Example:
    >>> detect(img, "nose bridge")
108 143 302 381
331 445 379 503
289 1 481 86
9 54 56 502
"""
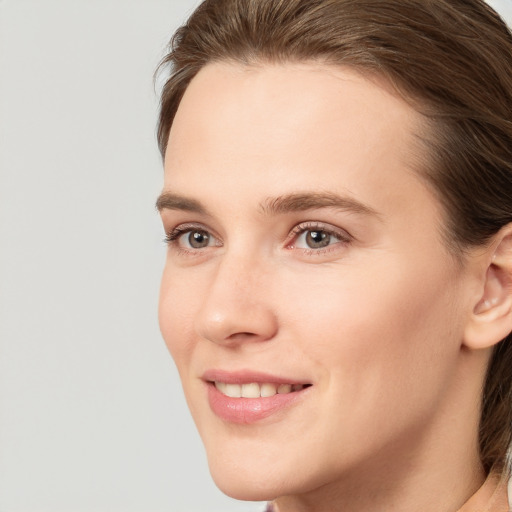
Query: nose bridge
195 247 277 344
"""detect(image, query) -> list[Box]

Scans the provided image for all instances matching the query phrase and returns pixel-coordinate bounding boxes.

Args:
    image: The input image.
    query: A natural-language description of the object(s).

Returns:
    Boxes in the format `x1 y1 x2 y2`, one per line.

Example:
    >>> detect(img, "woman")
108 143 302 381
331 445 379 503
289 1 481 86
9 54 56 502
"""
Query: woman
156 0 512 510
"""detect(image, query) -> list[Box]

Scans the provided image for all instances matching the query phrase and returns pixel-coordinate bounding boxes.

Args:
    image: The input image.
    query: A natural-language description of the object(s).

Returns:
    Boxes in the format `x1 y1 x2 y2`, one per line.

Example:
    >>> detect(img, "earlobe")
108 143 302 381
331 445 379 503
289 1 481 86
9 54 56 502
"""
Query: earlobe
463 228 512 350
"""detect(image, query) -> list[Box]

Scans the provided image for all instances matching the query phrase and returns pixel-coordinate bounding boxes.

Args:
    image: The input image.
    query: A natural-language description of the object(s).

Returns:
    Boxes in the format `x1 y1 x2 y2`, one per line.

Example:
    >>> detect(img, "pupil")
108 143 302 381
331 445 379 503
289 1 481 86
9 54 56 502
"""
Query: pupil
189 230 209 248
306 230 330 248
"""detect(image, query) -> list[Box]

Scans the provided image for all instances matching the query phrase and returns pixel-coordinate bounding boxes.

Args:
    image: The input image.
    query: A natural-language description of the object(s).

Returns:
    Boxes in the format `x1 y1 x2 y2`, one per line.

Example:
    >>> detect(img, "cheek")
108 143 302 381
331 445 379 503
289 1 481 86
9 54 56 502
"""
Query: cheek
281 257 462 403
270 259 464 472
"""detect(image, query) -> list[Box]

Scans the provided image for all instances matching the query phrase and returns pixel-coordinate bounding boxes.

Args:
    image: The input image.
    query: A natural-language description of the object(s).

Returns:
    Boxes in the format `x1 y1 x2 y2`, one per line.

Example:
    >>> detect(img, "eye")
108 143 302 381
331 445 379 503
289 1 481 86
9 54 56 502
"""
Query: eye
288 222 351 252
183 229 211 249
165 225 220 251
298 229 333 249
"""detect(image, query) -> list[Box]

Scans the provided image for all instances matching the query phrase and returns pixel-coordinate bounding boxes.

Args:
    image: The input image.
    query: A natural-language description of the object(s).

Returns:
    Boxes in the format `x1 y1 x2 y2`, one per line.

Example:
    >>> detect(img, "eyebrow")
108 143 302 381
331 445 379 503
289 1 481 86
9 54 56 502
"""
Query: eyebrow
156 193 210 215
259 192 380 217
156 191 380 218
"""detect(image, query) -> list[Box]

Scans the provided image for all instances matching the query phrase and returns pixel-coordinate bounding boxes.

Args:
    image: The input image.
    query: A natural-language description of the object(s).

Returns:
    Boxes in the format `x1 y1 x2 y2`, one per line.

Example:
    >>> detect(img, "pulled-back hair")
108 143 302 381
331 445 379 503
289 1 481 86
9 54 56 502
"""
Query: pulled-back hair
156 0 512 474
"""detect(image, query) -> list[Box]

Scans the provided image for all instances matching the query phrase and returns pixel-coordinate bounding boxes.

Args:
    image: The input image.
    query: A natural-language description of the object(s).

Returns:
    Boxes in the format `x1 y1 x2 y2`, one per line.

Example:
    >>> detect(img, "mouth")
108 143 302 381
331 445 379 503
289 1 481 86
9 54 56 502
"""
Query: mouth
203 371 312 424
212 381 311 398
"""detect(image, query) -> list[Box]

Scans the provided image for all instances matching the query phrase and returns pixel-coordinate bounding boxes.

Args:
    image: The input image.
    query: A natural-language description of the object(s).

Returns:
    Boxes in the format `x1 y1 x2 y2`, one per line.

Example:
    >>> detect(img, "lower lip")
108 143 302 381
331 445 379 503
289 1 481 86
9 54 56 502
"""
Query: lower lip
207 383 309 424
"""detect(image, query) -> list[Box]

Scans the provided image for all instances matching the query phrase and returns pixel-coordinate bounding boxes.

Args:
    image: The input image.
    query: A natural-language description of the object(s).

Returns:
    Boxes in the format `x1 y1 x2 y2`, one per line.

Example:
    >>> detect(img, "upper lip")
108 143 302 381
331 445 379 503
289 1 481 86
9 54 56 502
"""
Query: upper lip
202 369 311 385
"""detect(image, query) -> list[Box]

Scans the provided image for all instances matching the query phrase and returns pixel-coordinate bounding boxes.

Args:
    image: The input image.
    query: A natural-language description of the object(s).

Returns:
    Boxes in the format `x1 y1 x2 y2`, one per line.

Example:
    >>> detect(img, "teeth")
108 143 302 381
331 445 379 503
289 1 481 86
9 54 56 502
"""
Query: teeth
241 383 260 398
224 383 242 398
278 384 292 394
260 383 277 397
214 381 306 398
215 381 227 394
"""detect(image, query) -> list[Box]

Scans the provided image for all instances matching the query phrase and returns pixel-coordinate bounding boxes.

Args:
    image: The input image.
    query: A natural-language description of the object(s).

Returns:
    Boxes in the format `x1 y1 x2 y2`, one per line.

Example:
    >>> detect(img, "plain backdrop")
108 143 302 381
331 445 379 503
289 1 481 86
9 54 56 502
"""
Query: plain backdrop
0 1 511 511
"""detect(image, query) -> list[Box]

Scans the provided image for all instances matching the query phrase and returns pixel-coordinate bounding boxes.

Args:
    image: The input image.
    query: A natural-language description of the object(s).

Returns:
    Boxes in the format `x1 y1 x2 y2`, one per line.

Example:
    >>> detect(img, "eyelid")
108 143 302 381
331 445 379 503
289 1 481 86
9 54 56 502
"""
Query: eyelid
163 220 353 257
286 221 353 250
164 222 222 248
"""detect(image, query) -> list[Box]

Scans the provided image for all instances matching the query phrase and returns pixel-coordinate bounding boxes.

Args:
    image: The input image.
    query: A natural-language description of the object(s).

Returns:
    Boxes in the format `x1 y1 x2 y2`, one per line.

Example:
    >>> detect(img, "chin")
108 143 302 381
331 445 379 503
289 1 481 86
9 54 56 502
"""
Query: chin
198 423 305 501
204 438 331 503
208 461 288 502
201 436 293 501
212 473 277 502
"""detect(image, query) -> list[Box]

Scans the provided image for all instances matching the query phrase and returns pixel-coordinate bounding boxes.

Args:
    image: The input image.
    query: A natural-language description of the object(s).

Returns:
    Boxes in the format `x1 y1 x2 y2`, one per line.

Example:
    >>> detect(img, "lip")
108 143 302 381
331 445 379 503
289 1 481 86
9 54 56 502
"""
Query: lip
203 369 312 424
202 369 309 385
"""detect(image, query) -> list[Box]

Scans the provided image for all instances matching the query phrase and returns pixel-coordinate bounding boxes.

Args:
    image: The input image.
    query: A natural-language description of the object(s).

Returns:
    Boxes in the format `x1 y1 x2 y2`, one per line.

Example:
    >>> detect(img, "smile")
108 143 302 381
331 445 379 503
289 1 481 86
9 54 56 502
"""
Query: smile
214 381 309 398
207 378 312 424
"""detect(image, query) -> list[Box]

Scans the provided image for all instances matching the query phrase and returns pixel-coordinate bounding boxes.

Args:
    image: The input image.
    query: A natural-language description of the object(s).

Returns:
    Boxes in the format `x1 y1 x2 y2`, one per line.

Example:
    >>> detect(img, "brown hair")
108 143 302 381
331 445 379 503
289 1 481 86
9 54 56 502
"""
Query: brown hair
156 0 512 474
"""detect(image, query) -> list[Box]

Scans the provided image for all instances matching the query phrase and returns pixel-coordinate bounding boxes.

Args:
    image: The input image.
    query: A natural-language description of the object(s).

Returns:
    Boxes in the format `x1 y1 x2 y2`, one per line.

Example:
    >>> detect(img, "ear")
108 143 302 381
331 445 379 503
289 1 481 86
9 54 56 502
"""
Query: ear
463 225 512 350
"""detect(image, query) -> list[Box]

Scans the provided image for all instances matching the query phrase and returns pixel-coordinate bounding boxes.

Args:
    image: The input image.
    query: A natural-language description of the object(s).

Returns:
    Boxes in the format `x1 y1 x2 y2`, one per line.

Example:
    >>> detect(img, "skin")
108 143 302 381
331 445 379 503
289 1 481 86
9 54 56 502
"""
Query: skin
158 62 495 512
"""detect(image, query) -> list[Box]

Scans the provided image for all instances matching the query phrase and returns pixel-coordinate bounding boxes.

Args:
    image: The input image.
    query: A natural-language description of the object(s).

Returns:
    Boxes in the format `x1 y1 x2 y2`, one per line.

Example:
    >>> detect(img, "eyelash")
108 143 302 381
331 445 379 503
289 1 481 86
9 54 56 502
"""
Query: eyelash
287 222 352 254
164 224 204 244
164 223 218 254
164 221 352 256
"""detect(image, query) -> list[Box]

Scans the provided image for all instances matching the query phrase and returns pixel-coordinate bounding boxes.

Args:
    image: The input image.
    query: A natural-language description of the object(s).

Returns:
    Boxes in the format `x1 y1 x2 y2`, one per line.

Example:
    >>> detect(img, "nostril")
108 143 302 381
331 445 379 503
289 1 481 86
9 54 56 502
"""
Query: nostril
221 331 264 344
228 332 259 339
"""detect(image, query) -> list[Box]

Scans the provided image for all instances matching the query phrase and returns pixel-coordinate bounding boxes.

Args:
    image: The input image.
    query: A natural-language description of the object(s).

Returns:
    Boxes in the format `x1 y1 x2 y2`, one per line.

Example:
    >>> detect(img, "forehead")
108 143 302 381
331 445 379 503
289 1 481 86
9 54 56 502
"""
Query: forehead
165 61 425 175
163 61 436 225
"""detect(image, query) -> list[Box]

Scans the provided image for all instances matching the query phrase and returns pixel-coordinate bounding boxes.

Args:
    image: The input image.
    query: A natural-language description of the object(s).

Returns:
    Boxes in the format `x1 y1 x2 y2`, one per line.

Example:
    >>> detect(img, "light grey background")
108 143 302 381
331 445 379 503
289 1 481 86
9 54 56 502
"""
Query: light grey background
0 1 511 511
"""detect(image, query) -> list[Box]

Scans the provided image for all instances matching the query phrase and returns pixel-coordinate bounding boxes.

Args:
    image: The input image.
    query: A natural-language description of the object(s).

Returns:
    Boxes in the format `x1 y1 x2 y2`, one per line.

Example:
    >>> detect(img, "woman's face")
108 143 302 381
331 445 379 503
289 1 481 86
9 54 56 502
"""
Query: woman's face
158 62 476 500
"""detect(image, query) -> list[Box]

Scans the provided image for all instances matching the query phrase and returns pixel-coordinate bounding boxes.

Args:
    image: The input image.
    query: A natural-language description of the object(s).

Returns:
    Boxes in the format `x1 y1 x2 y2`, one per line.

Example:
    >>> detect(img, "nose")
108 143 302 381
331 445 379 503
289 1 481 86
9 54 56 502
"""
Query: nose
194 254 278 346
